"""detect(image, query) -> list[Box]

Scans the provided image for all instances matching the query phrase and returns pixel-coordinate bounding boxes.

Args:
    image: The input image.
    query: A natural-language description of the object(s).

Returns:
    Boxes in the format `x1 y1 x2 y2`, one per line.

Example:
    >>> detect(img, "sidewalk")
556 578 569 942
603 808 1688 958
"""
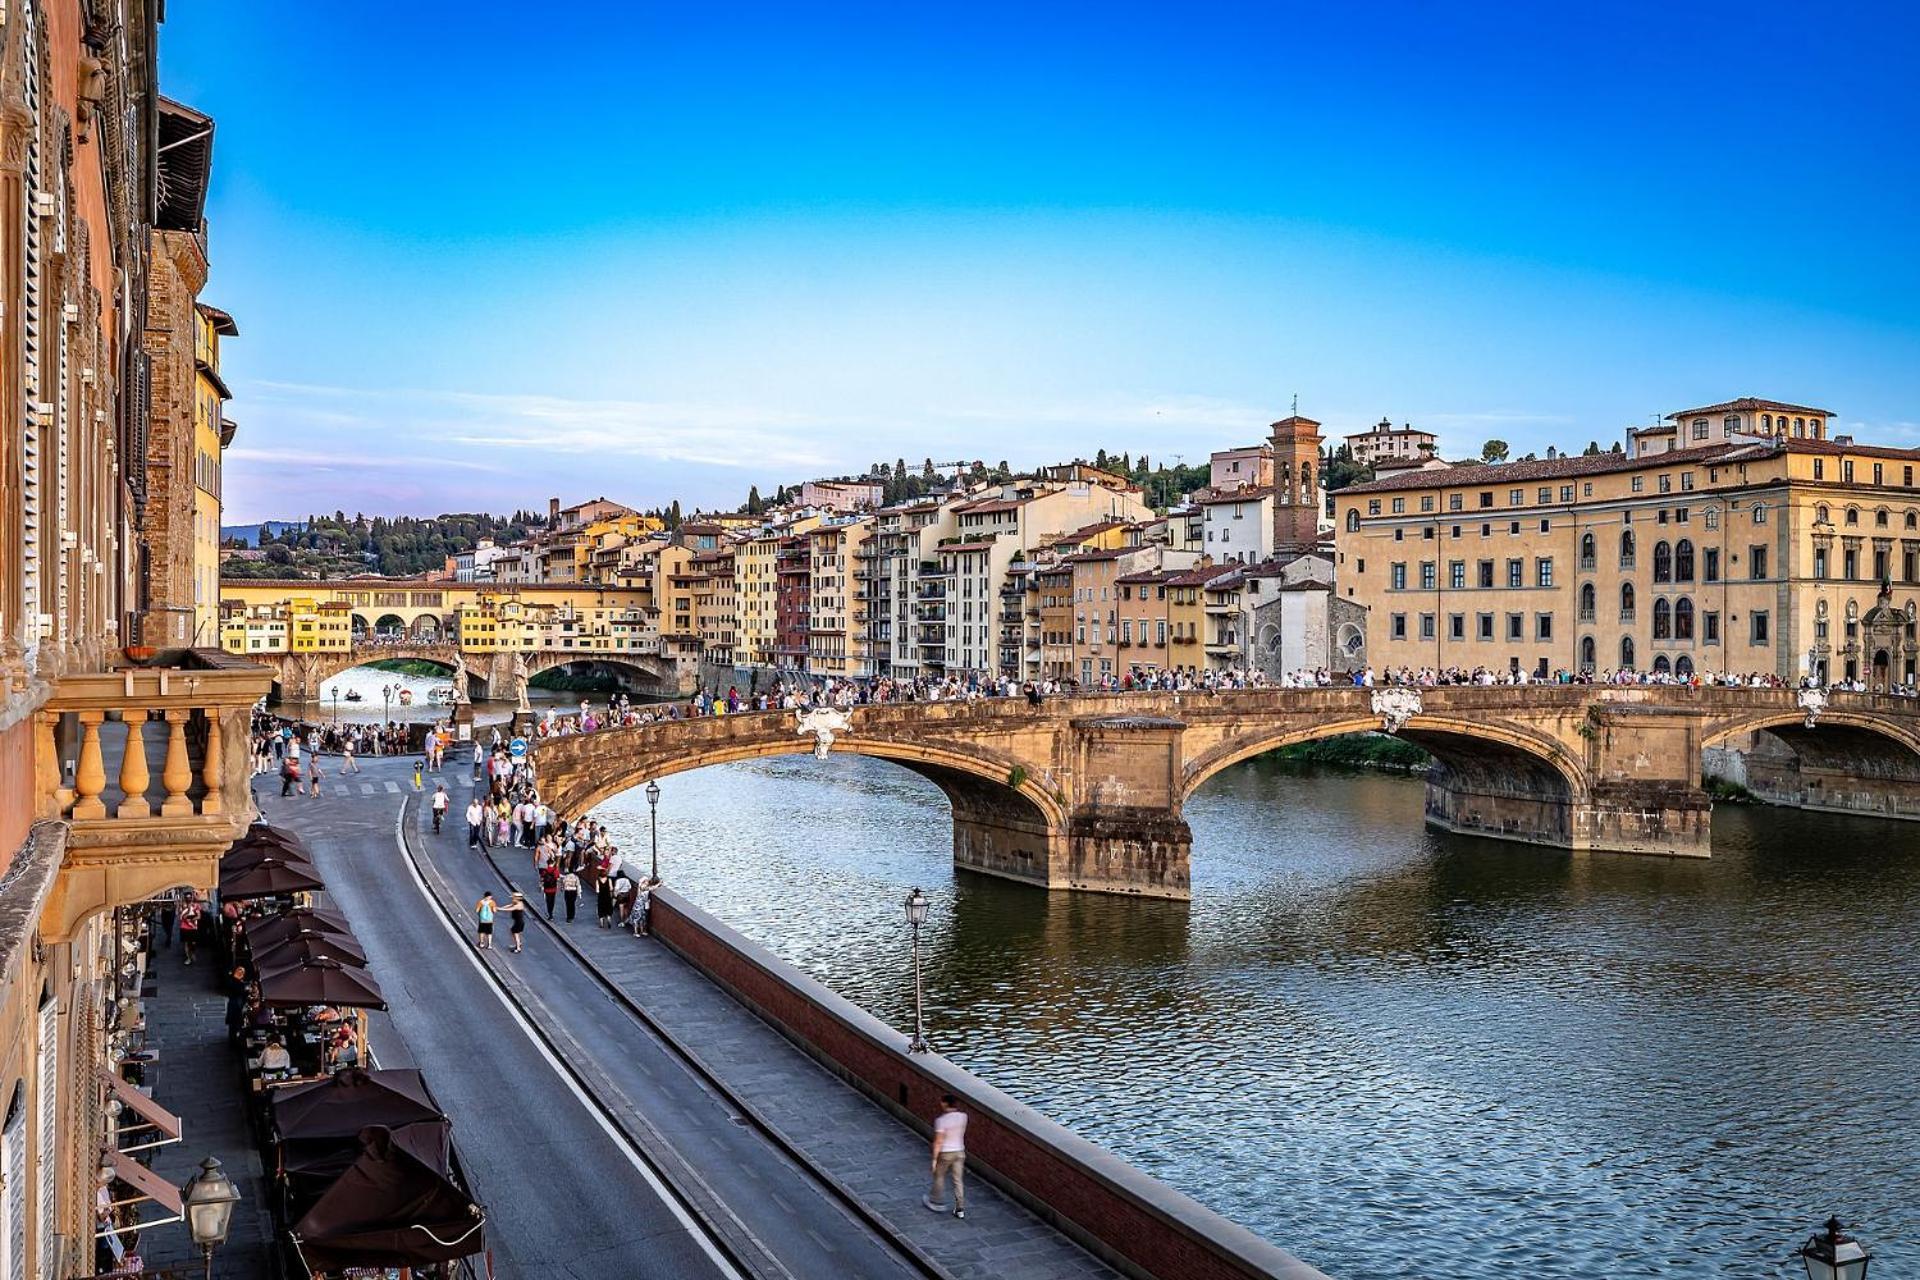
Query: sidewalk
455 805 1118 1280
134 935 279 1278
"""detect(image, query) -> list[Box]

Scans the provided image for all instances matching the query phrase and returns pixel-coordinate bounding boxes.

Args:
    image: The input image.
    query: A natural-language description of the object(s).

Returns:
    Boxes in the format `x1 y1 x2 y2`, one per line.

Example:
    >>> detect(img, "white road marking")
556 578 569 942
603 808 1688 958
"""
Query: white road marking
388 805 744 1280
360 783 376 795
384 781 400 793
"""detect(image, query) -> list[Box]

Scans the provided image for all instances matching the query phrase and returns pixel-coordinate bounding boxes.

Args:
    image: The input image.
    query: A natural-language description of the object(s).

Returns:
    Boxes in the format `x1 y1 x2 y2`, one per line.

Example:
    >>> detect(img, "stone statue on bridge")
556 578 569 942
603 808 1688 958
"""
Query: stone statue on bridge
796 707 852 760
512 650 531 713
450 655 471 707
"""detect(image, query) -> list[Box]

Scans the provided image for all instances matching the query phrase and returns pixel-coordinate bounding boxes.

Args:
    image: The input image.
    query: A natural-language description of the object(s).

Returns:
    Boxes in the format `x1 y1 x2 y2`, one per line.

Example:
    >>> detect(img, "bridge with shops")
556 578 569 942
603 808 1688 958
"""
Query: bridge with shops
259 640 678 703
534 683 1920 898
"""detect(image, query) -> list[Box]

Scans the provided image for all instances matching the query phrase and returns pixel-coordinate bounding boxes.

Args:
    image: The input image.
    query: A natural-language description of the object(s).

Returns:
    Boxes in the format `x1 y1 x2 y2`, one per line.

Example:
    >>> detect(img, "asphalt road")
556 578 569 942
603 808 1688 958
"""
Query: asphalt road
258 755 926 1280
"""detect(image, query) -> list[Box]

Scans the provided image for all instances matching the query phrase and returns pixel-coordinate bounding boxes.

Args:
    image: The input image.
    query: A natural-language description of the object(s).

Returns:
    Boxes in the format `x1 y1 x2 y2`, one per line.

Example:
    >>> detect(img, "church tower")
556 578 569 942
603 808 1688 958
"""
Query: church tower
1269 413 1324 554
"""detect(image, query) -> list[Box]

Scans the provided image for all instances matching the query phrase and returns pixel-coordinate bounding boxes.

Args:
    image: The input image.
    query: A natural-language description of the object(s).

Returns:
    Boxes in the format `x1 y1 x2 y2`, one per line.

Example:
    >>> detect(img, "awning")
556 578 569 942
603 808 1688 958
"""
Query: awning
97 1148 184 1237
101 1068 182 1152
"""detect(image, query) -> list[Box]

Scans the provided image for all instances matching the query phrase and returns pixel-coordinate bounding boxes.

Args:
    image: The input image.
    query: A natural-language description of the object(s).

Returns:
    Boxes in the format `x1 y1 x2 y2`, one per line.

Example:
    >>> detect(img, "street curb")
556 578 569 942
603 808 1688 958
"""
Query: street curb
463 824 960 1280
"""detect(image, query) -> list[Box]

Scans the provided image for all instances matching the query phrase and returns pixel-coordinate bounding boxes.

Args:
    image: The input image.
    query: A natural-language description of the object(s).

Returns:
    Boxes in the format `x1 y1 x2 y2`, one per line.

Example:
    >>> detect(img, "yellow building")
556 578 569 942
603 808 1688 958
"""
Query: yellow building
1334 410 1920 684
808 517 871 675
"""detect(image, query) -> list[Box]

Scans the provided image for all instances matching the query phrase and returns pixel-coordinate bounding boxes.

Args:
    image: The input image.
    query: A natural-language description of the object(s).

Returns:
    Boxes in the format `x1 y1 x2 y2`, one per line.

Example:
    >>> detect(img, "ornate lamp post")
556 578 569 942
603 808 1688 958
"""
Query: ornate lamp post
645 780 662 880
182 1155 241 1279
1797 1217 1871 1280
381 682 394 726
903 887 930 1053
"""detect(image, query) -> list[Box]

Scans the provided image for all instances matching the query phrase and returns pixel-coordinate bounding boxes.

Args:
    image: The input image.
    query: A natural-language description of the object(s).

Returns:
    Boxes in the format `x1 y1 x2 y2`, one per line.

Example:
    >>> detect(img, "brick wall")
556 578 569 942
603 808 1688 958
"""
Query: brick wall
139 228 209 646
650 889 1326 1280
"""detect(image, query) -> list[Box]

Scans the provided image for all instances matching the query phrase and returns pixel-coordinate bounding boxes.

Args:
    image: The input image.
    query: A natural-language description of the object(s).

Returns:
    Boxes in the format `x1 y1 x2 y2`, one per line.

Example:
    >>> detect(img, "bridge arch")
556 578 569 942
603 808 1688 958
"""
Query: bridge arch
1704 707 1920 822
523 651 671 693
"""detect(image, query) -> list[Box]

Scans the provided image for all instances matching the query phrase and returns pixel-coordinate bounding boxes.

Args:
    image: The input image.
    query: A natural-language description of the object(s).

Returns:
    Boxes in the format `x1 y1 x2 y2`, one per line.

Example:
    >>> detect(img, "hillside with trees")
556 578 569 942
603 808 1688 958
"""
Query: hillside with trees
226 510 545 578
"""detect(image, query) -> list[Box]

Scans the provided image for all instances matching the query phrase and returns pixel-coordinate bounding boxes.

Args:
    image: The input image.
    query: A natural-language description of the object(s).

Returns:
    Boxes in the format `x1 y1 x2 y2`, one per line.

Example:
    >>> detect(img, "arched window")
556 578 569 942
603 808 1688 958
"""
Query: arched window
1815 504 1830 525
1906 510 1917 531
1580 636 1596 669
1653 540 1673 583
1620 582 1636 618
1675 596 1694 640
1794 418 1806 437
1620 530 1636 567
1846 506 1860 526
1580 531 1595 566
1621 636 1636 669
1675 539 1694 582
1653 654 1672 675
1345 508 1360 532
1676 655 1694 678
1652 597 1672 639
1579 582 1596 617
1762 413 1774 431
1877 508 1890 528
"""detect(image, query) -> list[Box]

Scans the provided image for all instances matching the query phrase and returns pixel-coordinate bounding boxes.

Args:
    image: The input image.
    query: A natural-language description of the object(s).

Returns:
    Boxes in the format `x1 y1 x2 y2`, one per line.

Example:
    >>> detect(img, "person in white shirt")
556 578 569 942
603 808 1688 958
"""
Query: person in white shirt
260 1038 292 1074
923 1094 969 1219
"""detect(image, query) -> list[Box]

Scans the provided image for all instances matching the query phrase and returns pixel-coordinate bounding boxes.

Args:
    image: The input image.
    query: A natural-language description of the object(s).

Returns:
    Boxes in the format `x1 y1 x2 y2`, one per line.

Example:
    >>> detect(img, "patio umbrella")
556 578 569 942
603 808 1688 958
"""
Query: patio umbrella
220 844 319 875
219 859 326 900
272 1069 444 1139
225 823 309 858
290 1128 485 1272
256 957 385 1009
252 933 367 970
244 907 354 950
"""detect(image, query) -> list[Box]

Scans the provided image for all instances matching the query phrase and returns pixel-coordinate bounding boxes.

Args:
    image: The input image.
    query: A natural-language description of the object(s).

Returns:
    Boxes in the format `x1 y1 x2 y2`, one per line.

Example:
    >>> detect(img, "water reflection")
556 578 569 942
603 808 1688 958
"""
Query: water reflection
592 751 1917 1278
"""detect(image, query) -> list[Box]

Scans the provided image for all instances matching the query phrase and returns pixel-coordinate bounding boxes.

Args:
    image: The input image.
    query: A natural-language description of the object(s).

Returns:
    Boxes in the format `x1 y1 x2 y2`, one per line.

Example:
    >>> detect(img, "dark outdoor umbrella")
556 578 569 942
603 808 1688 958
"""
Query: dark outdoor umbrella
256 957 385 1009
225 823 309 858
218 859 326 900
252 933 367 970
244 907 354 950
220 844 318 875
272 1069 445 1139
282 1116 452 1184
290 1127 485 1271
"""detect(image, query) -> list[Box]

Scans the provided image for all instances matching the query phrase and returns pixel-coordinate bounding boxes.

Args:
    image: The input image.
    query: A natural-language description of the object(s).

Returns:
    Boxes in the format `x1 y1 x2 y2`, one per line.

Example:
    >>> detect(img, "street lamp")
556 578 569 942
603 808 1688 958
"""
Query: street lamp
645 780 662 880
1797 1217 1871 1280
182 1155 241 1279
903 886 930 1053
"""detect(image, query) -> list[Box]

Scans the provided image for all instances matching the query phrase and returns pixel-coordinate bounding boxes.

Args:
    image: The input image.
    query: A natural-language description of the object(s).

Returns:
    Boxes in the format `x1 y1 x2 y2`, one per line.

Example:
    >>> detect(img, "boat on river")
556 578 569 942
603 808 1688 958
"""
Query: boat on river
342 690 363 702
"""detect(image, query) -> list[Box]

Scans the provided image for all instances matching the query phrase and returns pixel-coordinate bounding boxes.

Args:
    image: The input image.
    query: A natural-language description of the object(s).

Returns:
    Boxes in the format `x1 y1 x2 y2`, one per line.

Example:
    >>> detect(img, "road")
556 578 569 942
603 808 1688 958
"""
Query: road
257 753 930 1280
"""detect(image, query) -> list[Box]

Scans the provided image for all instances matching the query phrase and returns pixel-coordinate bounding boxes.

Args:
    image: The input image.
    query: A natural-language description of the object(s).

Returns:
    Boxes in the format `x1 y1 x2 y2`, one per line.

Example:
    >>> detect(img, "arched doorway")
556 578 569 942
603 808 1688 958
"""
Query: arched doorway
1675 655 1694 679
1652 654 1671 676
373 614 405 639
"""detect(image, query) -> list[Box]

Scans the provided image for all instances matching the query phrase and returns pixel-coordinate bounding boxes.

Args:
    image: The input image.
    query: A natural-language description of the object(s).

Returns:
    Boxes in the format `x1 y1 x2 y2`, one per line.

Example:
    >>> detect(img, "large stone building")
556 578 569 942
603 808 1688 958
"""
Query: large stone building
1343 417 1438 466
1629 396 1831 458
1334 404 1920 684
0 5 274 1275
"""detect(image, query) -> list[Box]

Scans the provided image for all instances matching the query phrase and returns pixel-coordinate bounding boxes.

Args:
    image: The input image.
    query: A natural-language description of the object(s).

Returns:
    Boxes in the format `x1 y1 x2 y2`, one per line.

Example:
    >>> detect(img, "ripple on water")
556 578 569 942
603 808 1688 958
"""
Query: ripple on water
591 753 1920 1279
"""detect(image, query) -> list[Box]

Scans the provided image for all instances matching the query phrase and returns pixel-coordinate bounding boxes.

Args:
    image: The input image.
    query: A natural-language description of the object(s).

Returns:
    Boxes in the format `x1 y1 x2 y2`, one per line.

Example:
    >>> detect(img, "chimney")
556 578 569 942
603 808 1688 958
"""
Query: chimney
549 497 561 525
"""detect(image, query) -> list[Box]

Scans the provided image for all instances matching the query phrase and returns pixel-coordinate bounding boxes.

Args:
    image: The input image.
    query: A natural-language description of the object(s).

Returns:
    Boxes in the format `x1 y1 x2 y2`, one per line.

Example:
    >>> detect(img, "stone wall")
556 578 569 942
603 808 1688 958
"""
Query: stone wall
139 228 209 647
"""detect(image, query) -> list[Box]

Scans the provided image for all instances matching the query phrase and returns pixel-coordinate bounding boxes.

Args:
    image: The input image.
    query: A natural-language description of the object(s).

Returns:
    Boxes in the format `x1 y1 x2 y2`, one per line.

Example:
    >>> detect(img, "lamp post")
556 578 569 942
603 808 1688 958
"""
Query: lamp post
330 687 340 727
903 887 930 1052
182 1155 241 1279
645 780 662 880
382 683 394 727
1797 1217 1871 1280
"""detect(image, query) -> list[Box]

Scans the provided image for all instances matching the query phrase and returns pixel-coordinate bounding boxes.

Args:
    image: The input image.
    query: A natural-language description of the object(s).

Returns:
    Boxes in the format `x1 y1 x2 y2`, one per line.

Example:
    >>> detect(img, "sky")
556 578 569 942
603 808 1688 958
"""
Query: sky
159 2 1920 523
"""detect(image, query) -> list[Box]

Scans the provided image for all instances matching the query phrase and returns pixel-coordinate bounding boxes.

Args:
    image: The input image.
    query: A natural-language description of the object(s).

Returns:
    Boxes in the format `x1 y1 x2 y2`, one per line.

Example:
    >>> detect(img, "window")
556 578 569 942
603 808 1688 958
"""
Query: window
1477 613 1494 640
1423 526 1435 541
1750 611 1770 644
1419 613 1436 640
1878 508 1891 528
1583 483 1593 497
1846 506 1860 526
1814 546 1829 579
1536 613 1553 641
1653 540 1673 583
1659 474 1673 493
1506 558 1523 588
1814 459 1825 480
1692 418 1709 440
1536 557 1554 588
1449 613 1465 640
1510 521 1522 535
1907 551 1918 583
1579 532 1596 568
1507 613 1524 641
1581 636 1596 668
1620 582 1636 620
1875 464 1885 486
1537 487 1552 504
1620 530 1636 567
1449 493 1463 511
1478 560 1495 589
1450 560 1466 590
1875 548 1890 581
1844 460 1855 483
1675 539 1694 582
1539 519 1551 534
1704 610 1720 644
1479 492 1494 509
1579 582 1596 620
1391 497 1406 514
1420 561 1437 590
1391 613 1407 639
1561 486 1574 502
1675 597 1694 641
1751 546 1768 579
1509 489 1524 506
1621 636 1636 668
1390 562 1407 590
1652 597 1672 639
1681 472 1695 491
1704 506 1720 530
1632 476 1645 493
1345 509 1360 532
1421 495 1435 513
1368 499 1382 516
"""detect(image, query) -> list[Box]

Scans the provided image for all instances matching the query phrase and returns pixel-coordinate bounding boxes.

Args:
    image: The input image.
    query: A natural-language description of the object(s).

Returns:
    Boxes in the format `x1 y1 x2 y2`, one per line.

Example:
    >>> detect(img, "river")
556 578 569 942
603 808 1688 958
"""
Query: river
589 753 1916 1278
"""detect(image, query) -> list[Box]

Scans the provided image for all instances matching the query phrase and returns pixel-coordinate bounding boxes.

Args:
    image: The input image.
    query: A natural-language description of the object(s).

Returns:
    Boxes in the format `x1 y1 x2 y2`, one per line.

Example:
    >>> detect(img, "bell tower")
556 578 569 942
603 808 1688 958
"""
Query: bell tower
1269 413 1324 554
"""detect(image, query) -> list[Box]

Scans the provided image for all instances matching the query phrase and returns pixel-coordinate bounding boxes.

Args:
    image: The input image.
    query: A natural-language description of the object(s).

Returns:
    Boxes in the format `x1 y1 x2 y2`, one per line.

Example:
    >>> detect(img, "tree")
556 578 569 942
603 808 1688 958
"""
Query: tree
1583 440 1602 456
744 485 765 515
264 543 293 565
1480 439 1510 464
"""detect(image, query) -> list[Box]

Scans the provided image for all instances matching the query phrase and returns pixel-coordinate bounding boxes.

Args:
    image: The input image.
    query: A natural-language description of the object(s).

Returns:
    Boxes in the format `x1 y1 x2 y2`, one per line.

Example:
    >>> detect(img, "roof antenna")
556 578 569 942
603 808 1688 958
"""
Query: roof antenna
1291 393 1299 417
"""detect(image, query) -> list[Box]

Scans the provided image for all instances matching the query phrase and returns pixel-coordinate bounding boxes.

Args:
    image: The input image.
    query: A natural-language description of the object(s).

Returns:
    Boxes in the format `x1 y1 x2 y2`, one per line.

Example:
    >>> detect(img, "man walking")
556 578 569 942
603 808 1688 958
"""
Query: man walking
474 892 497 949
923 1094 969 1219
465 798 484 849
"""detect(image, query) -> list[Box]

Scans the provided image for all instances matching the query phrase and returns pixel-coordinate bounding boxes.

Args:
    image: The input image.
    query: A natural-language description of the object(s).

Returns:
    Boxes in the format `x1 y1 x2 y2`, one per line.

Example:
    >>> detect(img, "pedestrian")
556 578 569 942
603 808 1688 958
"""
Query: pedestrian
923 1094 969 1219
630 876 654 936
341 736 360 773
561 869 580 923
280 753 299 797
157 894 176 949
474 892 497 950
465 798 483 849
507 891 527 953
177 895 202 967
539 863 559 919
307 752 323 797
431 784 450 834
596 872 616 929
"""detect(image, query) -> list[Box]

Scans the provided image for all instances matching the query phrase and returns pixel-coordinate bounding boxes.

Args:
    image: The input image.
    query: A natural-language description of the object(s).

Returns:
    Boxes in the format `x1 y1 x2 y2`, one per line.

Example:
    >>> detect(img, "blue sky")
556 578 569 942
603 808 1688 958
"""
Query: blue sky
160 2 1920 522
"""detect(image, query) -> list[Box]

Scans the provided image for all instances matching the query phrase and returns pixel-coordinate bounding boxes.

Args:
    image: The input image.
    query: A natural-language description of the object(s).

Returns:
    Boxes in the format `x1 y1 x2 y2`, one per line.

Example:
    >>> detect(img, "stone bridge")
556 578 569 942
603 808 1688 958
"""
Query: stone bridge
533 684 1920 898
264 642 679 703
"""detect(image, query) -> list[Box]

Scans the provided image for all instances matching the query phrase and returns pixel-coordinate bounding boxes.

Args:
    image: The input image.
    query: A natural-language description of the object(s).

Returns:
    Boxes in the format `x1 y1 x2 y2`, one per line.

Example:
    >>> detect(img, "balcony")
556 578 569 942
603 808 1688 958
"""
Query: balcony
1618 608 1637 623
1578 608 1596 623
1578 556 1596 572
36 651 275 940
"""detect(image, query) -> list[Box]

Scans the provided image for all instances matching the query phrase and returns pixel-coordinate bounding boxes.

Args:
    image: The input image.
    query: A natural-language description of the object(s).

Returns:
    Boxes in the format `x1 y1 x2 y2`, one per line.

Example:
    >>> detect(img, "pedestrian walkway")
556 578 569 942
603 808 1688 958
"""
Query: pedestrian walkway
134 933 279 1278
452 806 1119 1280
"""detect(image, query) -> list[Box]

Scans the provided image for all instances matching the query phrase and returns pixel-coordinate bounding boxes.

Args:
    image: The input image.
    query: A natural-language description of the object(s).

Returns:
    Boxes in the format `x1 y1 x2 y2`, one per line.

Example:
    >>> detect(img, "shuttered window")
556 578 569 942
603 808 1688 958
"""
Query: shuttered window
37 1000 58 1279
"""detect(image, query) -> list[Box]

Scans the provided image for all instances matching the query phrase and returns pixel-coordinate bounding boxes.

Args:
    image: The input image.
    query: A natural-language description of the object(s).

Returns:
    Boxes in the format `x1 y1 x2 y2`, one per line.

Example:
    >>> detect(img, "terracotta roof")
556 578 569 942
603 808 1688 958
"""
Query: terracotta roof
936 541 996 554
1062 549 1125 563
954 497 1027 515
1336 441 1754 495
1667 396 1834 420
1166 563 1239 587
1787 438 1920 463
1192 485 1274 506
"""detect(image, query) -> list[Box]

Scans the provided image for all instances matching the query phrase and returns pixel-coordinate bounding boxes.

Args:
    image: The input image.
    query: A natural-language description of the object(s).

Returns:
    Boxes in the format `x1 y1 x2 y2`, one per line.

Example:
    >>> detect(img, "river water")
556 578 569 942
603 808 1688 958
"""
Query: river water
591 753 1916 1278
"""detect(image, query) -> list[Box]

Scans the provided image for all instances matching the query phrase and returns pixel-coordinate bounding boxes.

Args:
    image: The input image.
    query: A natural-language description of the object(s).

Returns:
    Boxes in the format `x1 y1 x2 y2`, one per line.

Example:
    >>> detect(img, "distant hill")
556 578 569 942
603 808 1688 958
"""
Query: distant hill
221 520 306 547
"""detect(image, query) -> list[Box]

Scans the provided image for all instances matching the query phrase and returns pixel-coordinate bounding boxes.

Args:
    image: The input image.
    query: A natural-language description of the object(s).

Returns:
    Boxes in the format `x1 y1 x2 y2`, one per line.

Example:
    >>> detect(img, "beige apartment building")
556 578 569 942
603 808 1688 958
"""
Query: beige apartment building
808 517 871 675
1334 413 1920 684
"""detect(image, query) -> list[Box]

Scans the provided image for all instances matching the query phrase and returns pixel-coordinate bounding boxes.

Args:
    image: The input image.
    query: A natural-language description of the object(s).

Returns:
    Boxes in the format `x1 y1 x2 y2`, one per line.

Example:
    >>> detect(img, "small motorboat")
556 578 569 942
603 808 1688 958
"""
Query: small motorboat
343 690 364 703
